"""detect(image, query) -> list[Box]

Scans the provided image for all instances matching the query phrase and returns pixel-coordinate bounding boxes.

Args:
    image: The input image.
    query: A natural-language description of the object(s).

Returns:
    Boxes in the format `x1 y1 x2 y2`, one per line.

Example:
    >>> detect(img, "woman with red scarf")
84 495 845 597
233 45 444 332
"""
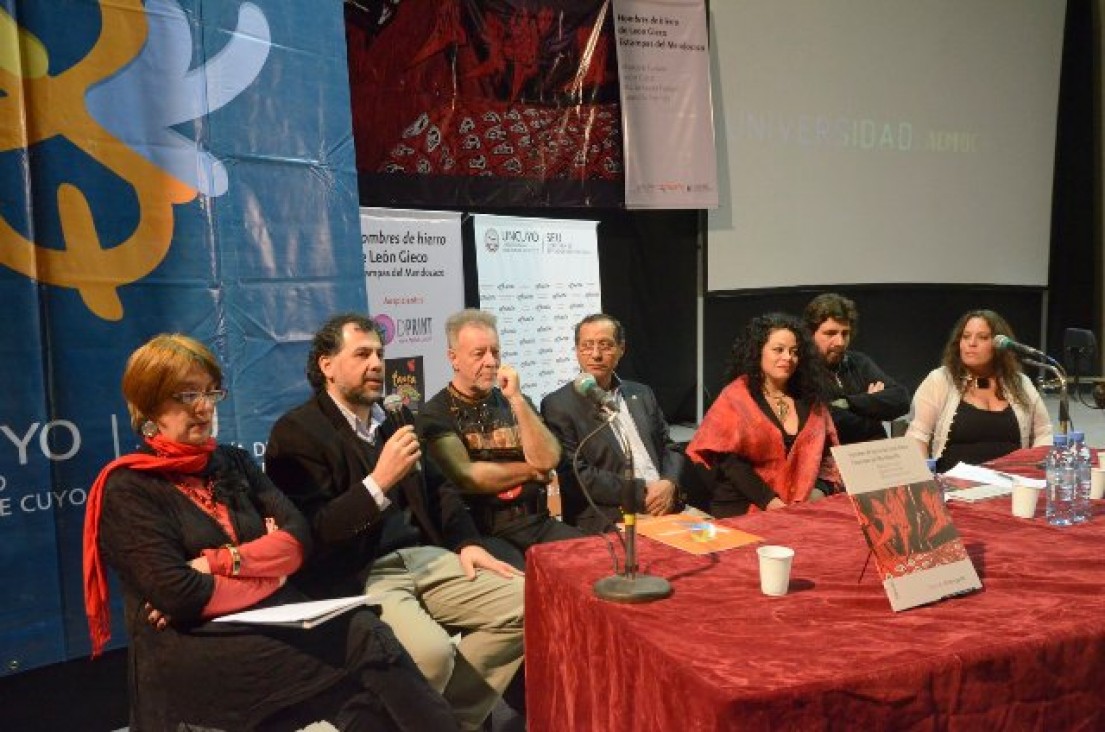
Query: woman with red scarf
83 334 456 731
687 313 842 517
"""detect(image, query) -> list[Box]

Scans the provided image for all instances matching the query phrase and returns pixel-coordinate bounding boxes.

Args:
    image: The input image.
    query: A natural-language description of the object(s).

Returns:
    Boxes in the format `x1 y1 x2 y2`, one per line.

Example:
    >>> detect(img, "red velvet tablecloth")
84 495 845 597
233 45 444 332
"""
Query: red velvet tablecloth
524 493 1105 731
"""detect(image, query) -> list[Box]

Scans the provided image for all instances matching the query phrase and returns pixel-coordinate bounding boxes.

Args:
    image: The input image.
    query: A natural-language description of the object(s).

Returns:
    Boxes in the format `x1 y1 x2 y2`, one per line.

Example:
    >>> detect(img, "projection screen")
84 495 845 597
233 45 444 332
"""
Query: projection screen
706 0 1067 290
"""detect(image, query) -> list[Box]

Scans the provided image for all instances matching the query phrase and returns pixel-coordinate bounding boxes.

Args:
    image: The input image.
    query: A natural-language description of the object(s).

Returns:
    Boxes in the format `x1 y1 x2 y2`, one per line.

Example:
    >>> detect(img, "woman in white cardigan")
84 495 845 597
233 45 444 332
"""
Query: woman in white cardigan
907 309 1052 471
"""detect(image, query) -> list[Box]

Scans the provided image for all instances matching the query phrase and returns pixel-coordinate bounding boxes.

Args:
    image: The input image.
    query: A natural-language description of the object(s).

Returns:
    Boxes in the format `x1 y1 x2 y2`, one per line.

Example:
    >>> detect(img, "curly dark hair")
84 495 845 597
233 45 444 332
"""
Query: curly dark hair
803 292 859 338
940 309 1028 405
725 312 832 405
306 313 382 393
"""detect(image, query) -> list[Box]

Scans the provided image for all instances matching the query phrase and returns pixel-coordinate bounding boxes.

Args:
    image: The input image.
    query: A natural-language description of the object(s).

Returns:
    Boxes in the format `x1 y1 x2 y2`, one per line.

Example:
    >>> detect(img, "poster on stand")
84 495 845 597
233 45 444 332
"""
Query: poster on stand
473 214 601 403
613 0 717 208
833 438 982 612
361 208 464 409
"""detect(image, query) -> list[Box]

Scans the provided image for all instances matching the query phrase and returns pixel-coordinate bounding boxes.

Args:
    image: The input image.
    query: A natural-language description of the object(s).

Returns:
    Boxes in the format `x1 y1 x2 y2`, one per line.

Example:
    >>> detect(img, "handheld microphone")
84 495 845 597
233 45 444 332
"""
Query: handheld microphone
382 394 421 473
993 335 1049 361
382 393 407 422
573 373 617 414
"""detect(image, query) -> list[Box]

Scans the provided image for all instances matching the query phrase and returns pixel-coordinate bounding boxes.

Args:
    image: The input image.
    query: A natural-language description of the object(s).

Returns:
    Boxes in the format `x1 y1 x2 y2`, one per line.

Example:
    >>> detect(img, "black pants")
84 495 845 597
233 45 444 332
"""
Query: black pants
478 511 584 570
259 609 458 732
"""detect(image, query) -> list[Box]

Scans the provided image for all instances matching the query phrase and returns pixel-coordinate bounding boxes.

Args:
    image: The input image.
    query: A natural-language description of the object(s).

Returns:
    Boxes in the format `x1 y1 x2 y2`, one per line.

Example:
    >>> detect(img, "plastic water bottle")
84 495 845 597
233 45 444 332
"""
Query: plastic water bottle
926 458 947 501
1045 433 1075 526
1069 430 1092 524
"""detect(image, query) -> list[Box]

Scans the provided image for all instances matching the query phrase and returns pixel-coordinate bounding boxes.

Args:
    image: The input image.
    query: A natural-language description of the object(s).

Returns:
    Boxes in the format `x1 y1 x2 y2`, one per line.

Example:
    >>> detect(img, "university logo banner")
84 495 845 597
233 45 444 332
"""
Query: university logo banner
473 214 601 403
0 0 362 670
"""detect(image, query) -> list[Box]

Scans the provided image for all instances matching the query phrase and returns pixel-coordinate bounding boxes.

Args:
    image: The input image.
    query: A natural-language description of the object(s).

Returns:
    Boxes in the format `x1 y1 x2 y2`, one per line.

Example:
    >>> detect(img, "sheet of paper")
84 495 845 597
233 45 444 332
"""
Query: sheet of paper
214 595 373 625
943 484 1014 503
944 462 1045 489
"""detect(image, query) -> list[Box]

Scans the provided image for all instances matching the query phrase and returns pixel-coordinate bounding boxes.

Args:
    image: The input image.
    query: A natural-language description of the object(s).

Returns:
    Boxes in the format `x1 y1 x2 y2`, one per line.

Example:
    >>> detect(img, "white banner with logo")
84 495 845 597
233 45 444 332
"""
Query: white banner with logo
361 208 464 411
473 214 601 403
613 0 718 209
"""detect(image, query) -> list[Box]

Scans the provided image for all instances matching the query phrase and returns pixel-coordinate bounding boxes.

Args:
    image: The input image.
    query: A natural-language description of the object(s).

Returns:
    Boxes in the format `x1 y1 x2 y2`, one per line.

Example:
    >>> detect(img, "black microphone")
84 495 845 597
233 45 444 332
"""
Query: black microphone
569 379 671 603
573 373 617 413
382 393 409 424
994 334 1049 361
382 394 421 473
587 404 672 604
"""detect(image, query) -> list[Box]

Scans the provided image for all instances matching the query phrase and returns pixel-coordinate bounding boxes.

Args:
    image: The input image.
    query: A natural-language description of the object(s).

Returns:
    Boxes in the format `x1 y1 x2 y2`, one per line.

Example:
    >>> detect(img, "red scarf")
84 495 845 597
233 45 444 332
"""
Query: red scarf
83 434 216 657
686 376 839 506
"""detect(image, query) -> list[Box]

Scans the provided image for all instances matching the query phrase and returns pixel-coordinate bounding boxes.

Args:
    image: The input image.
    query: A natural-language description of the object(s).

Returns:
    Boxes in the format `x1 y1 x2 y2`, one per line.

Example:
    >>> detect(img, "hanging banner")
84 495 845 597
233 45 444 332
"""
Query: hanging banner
360 208 464 410
345 0 624 208
613 0 718 208
473 214 601 403
0 0 362 671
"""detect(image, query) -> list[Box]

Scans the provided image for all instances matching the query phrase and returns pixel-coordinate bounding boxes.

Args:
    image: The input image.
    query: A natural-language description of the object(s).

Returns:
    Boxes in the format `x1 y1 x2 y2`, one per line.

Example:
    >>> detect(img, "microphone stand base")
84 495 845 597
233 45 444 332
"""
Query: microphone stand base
593 574 672 603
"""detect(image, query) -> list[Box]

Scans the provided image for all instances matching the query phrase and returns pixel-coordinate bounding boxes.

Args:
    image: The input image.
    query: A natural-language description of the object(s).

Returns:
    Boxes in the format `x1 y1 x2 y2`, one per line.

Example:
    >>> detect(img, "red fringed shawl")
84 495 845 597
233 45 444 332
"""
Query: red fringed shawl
686 376 839 506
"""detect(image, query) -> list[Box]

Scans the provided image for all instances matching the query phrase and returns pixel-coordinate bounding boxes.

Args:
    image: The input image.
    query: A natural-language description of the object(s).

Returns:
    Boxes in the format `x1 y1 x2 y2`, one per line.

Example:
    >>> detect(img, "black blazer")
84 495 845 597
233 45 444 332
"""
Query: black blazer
541 379 695 534
266 392 480 596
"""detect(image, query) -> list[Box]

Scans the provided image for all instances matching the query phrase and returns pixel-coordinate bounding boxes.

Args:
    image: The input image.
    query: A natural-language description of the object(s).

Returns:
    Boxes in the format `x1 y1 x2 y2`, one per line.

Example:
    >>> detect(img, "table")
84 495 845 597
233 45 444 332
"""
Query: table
524 490 1105 731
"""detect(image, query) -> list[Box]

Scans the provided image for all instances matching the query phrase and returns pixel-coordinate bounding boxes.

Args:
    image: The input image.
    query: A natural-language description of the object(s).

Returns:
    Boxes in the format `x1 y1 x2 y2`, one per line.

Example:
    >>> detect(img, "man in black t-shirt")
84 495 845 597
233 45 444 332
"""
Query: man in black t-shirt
418 309 582 569
804 293 910 444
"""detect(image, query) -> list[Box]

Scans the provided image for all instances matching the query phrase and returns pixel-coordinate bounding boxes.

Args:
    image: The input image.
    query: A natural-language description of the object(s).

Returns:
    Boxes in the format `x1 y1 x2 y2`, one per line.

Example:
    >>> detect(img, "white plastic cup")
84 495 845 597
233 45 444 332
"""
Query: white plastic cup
1091 468 1105 500
756 545 794 596
1011 481 1042 519
1098 453 1105 470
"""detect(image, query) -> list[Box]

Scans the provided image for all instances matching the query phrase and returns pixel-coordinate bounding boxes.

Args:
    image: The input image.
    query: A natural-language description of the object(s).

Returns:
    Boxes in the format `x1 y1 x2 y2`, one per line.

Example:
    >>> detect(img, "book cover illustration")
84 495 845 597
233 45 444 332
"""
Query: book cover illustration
832 438 982 611
386 355 425 413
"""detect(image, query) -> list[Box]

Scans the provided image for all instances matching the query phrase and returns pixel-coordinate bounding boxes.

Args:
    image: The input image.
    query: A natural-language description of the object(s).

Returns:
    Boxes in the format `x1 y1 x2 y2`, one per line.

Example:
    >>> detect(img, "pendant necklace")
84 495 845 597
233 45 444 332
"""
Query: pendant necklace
764 389 789 423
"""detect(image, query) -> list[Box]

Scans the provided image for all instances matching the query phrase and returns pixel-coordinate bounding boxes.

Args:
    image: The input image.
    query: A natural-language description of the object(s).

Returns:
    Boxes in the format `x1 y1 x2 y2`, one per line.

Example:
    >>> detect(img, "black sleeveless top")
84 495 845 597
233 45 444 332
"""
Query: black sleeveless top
936 401 1019 472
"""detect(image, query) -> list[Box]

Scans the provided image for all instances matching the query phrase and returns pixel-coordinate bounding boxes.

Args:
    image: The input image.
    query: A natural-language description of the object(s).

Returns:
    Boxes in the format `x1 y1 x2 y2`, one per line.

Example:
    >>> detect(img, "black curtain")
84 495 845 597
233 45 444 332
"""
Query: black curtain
1049 0 1103 360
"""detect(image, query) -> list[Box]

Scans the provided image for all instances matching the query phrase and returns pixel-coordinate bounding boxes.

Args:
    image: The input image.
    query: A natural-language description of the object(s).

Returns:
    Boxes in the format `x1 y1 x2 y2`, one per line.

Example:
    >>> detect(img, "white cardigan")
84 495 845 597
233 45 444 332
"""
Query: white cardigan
906 367 1053 459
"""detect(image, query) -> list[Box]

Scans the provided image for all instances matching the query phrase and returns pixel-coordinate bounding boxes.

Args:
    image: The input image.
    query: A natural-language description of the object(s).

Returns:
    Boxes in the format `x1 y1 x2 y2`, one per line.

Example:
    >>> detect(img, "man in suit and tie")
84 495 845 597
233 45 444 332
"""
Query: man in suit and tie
541 313 695 534
265 313 523 732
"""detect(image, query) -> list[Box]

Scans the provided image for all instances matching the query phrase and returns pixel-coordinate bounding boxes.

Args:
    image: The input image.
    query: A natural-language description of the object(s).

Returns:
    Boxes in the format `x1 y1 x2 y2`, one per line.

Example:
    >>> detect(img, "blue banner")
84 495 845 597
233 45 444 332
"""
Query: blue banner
0 0 363 671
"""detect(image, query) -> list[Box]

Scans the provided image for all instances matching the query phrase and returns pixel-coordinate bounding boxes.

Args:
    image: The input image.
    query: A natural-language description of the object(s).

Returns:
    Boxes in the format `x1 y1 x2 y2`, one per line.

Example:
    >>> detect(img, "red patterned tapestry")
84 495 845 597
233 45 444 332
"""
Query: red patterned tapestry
346 0 624 207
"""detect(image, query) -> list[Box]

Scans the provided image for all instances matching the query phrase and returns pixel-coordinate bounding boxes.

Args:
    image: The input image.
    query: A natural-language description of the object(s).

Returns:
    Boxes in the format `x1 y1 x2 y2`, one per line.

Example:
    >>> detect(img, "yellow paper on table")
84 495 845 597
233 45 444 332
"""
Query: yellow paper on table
634 513 761 555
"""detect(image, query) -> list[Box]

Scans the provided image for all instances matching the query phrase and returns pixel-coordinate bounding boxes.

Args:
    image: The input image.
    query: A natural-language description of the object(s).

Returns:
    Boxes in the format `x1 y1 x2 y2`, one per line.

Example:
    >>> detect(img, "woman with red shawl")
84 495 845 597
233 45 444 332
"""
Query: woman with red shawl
83 334 456 731
687 313 842 517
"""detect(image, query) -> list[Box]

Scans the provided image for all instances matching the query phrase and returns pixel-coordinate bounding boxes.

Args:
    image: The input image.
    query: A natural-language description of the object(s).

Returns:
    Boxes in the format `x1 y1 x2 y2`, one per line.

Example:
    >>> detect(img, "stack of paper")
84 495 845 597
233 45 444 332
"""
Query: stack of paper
214 595 376 629
941 462 1045 503
943 484 1014 503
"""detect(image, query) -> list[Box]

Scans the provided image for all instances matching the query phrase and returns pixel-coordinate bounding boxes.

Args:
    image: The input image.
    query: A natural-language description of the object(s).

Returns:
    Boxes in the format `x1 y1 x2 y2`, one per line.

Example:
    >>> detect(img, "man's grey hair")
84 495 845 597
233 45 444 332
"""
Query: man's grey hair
445 309 498 347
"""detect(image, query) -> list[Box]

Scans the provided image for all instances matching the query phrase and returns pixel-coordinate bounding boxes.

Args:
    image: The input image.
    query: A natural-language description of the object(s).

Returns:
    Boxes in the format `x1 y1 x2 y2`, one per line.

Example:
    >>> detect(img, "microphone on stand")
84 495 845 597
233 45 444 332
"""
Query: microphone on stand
382 394 422 473
993 336 1072 434
572 373 618 414
572 373 672 603
993 335 1052 362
